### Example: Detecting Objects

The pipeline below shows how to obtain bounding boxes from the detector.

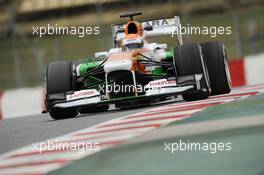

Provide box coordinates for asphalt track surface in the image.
[0,104,168,154]
[0,84,264,175]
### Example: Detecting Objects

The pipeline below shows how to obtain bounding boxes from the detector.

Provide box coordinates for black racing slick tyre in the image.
[174,43,211,101]
[46,61,74,94]
[78,105,109,114]
[49,108,78,120]
[201,41,232,95]
[46,61,78,120]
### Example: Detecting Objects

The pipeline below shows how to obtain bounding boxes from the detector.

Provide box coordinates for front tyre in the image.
[46,61,77,120]
[174,43,211,101]
[201,41,232,95]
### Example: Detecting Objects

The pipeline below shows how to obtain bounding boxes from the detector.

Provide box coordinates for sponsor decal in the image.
[66,89,99,101]
[143,19,172,27]
[146,79,176,88]
[114,18,174,31]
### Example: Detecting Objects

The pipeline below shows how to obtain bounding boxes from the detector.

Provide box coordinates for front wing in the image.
[44,74,204,111]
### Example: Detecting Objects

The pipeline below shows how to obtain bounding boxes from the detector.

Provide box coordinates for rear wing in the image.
[111,16,183,47]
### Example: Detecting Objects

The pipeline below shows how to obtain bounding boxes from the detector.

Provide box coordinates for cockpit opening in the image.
[127,22,138,34]
[123,43,143,51]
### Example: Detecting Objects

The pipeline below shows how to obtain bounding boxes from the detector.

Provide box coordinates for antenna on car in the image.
[120,11,142,21]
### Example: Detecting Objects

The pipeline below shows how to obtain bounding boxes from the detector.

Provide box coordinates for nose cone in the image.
[104,52,133,73]
[104,60,132,74]
[104,52,134,74]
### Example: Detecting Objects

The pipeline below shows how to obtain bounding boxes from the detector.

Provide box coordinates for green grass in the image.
[168,93,264,126]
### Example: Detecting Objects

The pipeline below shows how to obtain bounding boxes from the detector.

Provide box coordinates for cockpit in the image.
[125,43,143,50]
[122,35,144,51]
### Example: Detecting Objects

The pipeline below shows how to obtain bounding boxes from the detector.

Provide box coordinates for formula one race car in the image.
[44,12,232,119]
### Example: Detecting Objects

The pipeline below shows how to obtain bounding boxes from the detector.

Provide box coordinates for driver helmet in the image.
[122,34,144,51]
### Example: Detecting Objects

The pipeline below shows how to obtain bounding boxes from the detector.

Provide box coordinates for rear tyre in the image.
[49,108,78,120]
[46,61,78,120]
[174,43,211,101]
[78,105,109,114]
[115,98,152,109]
[201,41,232,95]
